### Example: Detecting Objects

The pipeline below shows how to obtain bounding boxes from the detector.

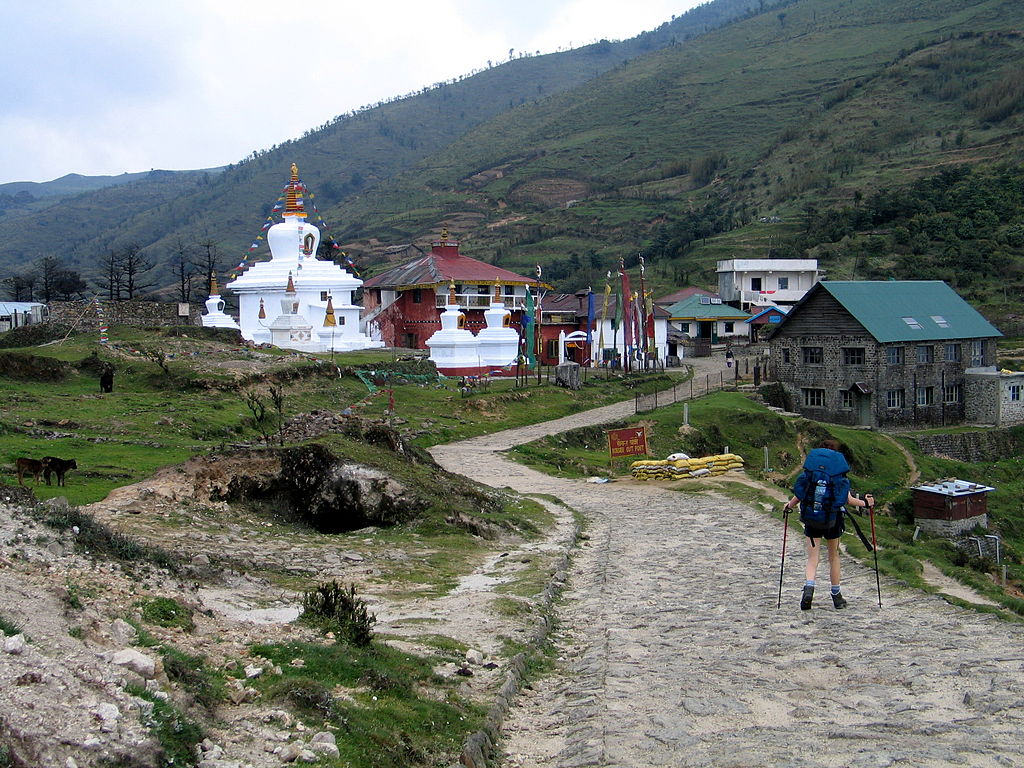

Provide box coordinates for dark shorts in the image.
[804,510,845,541]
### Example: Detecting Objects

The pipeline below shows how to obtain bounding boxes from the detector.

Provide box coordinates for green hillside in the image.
[2,0,1023,322]
[0,0,765,290]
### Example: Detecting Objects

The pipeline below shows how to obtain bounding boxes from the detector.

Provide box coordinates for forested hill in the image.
[0,0,768,282]
[3,0,1024,334]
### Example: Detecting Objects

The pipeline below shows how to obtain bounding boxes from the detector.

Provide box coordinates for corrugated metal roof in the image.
[0,302,45,313]
[665,294,751,320]
[818,281,1002,342]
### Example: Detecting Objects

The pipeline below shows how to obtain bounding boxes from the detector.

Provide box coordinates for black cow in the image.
[43,457,77,486]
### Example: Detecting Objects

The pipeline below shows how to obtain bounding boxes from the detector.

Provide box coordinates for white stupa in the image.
[426,282,486,375]
[476,282,520,368]
[200,277,241,331]
[227,163,383,352]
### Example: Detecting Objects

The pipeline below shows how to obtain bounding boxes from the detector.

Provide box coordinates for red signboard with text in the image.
[607,427,649,460]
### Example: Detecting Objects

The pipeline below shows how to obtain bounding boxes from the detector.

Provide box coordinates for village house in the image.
[664,294,750,357]
[767,280,1002,428]
[745,305,788,342]
[361,231,538,349]
[717,258,818,311]
[0,302,47,332]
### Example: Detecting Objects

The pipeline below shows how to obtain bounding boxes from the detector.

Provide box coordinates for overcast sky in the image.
[0,0,702,185]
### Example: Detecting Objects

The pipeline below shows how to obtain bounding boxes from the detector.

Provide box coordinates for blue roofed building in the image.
[767,281,1002,427]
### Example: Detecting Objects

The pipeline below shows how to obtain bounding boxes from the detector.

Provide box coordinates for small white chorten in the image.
[200,276,241,330]
[268,272,318,351]
[426,282,486,375]
[227,163,382,351]
[476,282,520,368]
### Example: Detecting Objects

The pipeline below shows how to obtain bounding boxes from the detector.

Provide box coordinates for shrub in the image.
[138,596,195,632]
[0,613,22,636]
[759,382,791,411]
[300,581,376,647]
[269,677,336,717]
[161,646,221,709]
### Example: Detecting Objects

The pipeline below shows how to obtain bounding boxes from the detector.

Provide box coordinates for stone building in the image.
[964,369,1024,426]
[767,281,1002,428]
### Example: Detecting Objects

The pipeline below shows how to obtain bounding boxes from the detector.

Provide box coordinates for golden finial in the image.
[441,226,450,241]
[286,272,296,293]
[494,281,502,302]
[284,163,306,217]
[258,298,266,319]
[323,294,336,327]
[448,280,457,305]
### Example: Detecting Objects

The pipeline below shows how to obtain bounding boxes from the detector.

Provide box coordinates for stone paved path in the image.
[431,358,1024,768]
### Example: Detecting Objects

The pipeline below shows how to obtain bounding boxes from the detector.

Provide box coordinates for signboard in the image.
[177,303,191,317]
[607,426,649,460]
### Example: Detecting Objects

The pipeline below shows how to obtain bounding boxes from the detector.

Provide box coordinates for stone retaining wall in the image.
[46,301,201,329]
[913,428,1022,462]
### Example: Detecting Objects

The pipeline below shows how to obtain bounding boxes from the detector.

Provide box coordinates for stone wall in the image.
[914,429,1022,462]
[915,514,987,537]
[45,301,201,329]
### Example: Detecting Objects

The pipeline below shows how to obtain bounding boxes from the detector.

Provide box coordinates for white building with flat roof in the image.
[717,259,818,310]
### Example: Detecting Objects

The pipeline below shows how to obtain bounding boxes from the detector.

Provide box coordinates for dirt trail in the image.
[430,356,1024,768]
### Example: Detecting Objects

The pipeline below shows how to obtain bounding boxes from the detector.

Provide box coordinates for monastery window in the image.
[886,389,905,409]
[801,388,825,407]
[916,386,934,406]
[802,346,823,365]
[842,347,865,365]
[412,289,422,304]
[1010,385,1022,402]
[546,340,559,358]
[887,346,904,365]
[916,345,934,364]
[840,391,854,409]
[943,384,962,403]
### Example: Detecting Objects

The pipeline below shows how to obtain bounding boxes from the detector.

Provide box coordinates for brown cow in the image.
[15,458,48,486]
[43,457,78,486]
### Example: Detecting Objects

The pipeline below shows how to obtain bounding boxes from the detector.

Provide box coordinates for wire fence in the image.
[635,355,770,414]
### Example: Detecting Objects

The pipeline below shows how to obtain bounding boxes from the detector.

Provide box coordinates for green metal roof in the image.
[817,281,1002,342]
[666,294,751,320]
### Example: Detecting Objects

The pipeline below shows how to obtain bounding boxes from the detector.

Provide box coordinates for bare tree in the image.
[36,256,84,302]
[96,249,126,301]
[192,237,224,299]
[2,273,36,301]
[119,243,156,300]
[169,237,197,302]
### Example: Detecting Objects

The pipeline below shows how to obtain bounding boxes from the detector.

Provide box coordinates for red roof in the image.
[363,237,537,290]
[655,286,716,305]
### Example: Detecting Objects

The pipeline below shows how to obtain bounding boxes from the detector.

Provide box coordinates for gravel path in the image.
[430,358,1024,768]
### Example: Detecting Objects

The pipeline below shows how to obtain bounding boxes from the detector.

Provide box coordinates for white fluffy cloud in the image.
[0,0,695,183]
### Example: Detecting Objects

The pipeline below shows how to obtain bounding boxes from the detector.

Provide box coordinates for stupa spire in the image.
[283,163,307,218]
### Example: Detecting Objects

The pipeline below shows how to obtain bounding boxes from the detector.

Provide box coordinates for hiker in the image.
[725,348,734,368]
[783,439,873,610]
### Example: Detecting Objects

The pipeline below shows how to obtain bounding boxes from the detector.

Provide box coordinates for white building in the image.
[717,259,818,310]
[227,164,382,352]
[0,302,47,332]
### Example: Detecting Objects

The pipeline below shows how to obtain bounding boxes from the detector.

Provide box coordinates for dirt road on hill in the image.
[430,356,1024,768]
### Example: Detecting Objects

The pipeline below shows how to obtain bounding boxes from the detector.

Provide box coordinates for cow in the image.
[42,457,78,487]
[15,458,48,486]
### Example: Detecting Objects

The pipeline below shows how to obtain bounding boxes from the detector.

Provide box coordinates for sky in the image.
[0,0,703,185]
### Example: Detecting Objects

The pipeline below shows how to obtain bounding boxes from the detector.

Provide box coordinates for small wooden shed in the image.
[912,479,994,537]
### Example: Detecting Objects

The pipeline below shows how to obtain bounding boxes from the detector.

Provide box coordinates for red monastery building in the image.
[362,231,539,349]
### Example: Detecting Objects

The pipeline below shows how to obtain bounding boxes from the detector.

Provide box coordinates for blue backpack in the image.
[793,448,851,531]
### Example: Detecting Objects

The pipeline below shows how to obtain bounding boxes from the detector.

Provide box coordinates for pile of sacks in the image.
[630,451,744,480]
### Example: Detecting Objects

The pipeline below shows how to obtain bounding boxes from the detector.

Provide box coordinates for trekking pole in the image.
[777,506,790,610]
[868,500,882,608]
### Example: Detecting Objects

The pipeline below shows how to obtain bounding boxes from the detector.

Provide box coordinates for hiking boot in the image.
[800,584,814,610]
[832,591,847,609]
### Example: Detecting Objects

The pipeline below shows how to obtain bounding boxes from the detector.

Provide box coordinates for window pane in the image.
[887,346,904,365]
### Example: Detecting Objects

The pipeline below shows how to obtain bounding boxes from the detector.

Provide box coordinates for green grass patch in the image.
[0,613,22,636]
[250,639,484,768]
[127,684,204,767]
[138,596,195,632]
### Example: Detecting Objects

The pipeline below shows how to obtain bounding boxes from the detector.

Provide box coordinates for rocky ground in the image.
[4,352,1019,767]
